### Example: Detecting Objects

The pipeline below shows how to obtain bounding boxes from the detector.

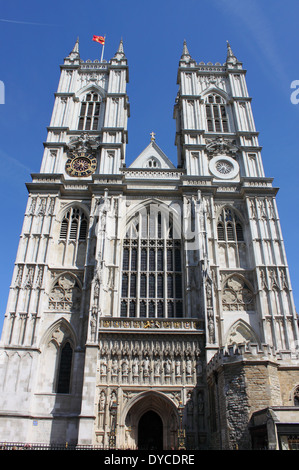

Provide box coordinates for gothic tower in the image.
[0,39,298,450]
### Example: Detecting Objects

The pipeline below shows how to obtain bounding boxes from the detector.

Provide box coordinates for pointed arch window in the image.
[58,207,89,267]
[78,91,101,131]
[205,93,229,133]
[120,208,184,318]
[59,208,88,242]
[217,208,244,242]
[57,342,73,394]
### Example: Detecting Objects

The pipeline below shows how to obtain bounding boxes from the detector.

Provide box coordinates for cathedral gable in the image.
[129,140,176,170]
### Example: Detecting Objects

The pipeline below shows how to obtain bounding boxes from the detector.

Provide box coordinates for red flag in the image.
[93,35,105,45]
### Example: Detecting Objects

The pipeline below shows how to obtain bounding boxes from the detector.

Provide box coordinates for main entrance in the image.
[138,410,163,450]
[123,391,179,449]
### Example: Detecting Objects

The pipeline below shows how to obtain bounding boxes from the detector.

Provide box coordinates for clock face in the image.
[65,151,97,177]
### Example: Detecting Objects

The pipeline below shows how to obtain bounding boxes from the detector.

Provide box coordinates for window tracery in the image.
[217,207,244,242]
[78,91,101,131]
[58,206,89,266]
[222,275,254,311]
[120,208,184,318]
[60,207,88,242]
[48,273,82,312]
[205,93,229,133]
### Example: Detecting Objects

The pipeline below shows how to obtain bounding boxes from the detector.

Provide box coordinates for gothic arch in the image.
[222,273,255,312]
[76,83,106,101]
[121,390,179,450]
[122,390,179,422]
[201,85,230,102]
[222,272,254,293]
[48,271,83,293]
[215,204,246,225]
[225,319,260,348]
[48,272,83,313]
[56,202,90,223]
[119,198,185,319]
[120,198,182,240]
[39,317,78,350]
[37,318,77,393]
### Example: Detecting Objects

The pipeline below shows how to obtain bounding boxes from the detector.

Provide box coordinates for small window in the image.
[140,274,147,298]
[79,218,88,240]
[70,219,78,240]
[60,217,69,239]
[121,300,127,317]
[140,300,146,317]
[157,301,163,318]
[123,248,129,270]
[130,273,137,297]
[146,157,160,169]
[122,274,128,297]
[149,301,155,317]
[57,342,73,394]
[157,274,164,298]
[217,223,225,240]
[129,300,136,317]
[226,223,234,241]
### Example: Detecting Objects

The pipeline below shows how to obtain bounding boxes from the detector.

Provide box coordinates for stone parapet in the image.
[207,343,299,375]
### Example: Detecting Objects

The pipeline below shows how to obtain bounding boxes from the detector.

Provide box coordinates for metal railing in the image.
[0,442,110,450]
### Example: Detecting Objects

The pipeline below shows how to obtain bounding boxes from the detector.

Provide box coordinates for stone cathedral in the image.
[0,38,298,451]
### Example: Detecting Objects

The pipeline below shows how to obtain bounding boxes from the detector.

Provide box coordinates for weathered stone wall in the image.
[208,361,251,449]
[278,368,299,405]
[207,344,299,450]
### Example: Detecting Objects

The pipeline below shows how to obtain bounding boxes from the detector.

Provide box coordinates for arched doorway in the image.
[122,391,179,450]
[138,410,163,450]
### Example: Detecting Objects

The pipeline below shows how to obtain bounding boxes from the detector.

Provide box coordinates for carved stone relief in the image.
[97,336,203,386]
[48,273,82,311]
[222,275,254,311]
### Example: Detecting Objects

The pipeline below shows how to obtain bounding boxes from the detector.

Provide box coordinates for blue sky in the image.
[0,0,298,331]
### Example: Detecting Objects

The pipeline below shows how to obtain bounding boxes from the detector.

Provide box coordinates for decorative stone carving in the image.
[206,136,239,157]
[48,273,81,311]
[226,320,259,346]
[67,133,100,153]
[222,275,254,311]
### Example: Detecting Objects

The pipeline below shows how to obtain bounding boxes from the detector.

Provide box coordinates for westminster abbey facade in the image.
[0,39,298,450]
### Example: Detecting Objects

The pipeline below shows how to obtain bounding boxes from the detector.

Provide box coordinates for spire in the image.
[179,39,196,66]
[64,37,80,64]
[72,37,79,54]
[180,39,191,62]
[226,41,238,65]
[112,38,126,61]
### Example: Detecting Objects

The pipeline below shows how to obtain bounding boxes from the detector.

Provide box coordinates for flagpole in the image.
[100,35,106,62]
